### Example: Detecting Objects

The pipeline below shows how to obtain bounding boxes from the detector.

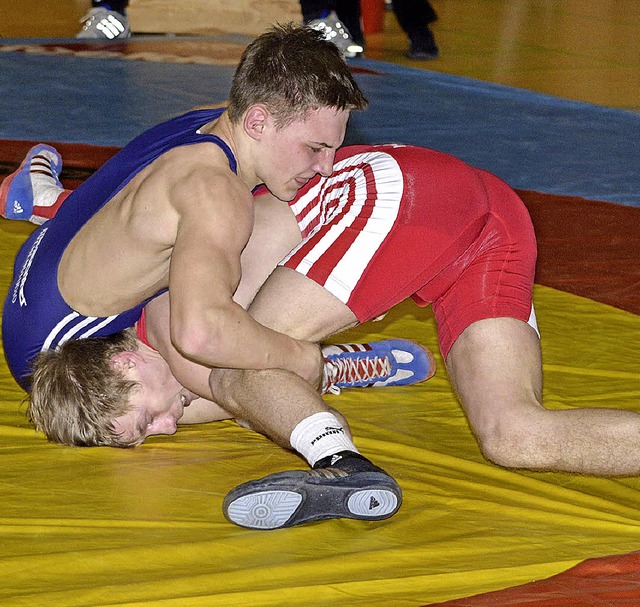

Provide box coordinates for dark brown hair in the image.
[227,23,368,127]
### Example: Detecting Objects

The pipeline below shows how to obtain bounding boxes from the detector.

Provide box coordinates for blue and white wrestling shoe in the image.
[223,451,401,530]
[322,339,436,394]
[0,144,63,222]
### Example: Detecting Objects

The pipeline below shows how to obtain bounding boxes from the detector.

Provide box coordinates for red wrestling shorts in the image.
[280,145,538,359]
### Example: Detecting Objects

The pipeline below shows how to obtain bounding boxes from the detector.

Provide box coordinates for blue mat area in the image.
[0,50,234,146]
[1,47,638,206]
[349,60,640,206]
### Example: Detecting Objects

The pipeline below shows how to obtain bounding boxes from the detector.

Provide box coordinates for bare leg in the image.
[214,269,405,530]
[209,366,339,447]
[208,267,359,449]
[447,317,640,476]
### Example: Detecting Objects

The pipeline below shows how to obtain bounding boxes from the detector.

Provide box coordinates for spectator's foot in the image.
[407,28,440,60]
[223,452,401,529]
[322,338,436,394]
[76,7,131,39]
[307,11,364,58]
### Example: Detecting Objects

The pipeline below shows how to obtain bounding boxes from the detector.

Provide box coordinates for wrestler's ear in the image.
[243,104,270,140]
[109,351,138,376]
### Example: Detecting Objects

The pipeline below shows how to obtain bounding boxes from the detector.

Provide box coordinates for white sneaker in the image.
[76,7,131,40]
[307,11,364,58]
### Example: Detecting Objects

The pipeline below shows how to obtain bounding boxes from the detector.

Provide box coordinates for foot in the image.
[0,144,63,223]
[322,338,436,394]
[406,28,440,60]
[223,452,402,530]
[307,11,364,58]
[76,7,131,40]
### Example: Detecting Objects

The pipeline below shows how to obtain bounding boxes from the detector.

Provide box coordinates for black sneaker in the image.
[223,452,402,530]
[407,27,439,60]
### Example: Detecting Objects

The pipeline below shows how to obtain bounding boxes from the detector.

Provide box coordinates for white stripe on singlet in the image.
[42,312,81,351]
[284,151,405,304]
[58,315,102,346]
[78,315,119,339]
[290,179,324,237]
[41,312,119,351]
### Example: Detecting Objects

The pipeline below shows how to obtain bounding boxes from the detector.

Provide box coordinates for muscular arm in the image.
[165,163,322,384]
[145,190,307,409]
[143,192,353,445]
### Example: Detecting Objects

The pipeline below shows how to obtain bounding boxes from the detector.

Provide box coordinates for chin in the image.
[272,187,296,202]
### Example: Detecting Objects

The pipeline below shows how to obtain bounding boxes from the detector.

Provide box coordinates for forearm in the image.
[224,318,323,386]
[173,302,324,387]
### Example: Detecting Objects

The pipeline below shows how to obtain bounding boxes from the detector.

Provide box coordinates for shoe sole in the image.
[223,469,401,530]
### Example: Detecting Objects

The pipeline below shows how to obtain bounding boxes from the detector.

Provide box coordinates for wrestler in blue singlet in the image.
[2,108,236,389]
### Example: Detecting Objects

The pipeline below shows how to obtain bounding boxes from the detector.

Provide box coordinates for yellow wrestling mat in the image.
[1,220,639,607]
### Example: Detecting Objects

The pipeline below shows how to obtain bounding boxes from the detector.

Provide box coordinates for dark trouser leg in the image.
[300,0,336,21]
[335,0,365,46]
[93,0,129,15]
[392,0,439,59]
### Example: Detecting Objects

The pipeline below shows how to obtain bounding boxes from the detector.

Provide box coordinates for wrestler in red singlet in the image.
[281,144,538,359]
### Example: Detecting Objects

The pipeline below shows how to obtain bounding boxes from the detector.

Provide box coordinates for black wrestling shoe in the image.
[223,452,402,530]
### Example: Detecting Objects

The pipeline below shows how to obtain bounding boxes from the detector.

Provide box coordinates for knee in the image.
[473,410,551,470]
[207,367,258,414]
[208,367,294,416]
[476,428,532,469]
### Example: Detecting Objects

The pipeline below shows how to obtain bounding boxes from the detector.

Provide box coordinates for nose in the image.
[147,414,178,437]
[313,149,335,177]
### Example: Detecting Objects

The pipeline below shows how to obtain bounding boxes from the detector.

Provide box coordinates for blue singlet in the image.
[2,108,236,389]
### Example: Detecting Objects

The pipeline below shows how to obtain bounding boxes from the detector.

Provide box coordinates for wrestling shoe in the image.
[0,144,63,224]
[307,11,364,58]
[77,7,131,39]
[322,339,436,395]
[223,451,401,530]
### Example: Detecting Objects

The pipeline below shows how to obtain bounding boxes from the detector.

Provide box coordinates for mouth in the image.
[294,176,311,188]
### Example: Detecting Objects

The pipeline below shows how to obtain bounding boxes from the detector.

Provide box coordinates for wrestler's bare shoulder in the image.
[144,143,252,215]
[57,142,250,317]
[150,141,236,177]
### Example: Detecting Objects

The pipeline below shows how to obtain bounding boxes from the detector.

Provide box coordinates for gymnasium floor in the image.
[0,1,639,606]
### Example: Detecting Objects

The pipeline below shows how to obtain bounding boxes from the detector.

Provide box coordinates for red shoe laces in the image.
[325,355,392,394]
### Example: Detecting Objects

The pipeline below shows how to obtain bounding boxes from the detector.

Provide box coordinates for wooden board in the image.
[128,0,302,36]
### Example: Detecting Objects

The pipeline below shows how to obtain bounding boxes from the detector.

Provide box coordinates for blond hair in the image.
[28,329,141,448]
[227,22,368,128]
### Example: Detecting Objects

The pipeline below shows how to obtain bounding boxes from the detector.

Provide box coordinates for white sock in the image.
[289,412,359,467]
